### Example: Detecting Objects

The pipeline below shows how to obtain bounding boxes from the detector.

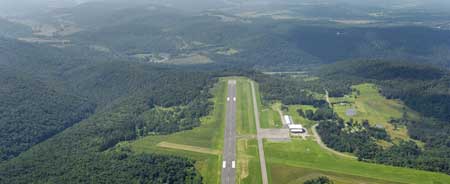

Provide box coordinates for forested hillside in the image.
[1,0,450,182]
[0,38,215,182]
[0,68,94,162]
[48,3,450,69]
[0,93,203,183]
[0,66,213,182]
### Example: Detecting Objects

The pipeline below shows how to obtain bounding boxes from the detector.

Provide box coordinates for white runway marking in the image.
[223,161,227,168]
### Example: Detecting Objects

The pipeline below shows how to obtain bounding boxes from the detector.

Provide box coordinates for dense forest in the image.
[0,68,95,162]
[0,38,215,182]
[0,94,204,183]
[250,72,327,106]
[43,3,450,70]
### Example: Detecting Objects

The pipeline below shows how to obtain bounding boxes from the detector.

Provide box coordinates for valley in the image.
[1,1,450,184]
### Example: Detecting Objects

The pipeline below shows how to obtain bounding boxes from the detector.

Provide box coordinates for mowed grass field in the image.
[237,138,262,184]
[117,78,229,184]
[331,83,420,141]
[264,139,450,184]
[235,78,262,184]
[236,78,257,135]
[255,82,282,129]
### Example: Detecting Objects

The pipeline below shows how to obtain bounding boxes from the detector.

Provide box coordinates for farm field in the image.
[330,83,420,141]
[117,78,228,184]
[264,139,450,184]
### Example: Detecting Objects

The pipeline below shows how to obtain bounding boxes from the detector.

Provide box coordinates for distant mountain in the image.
[0,18,31,38]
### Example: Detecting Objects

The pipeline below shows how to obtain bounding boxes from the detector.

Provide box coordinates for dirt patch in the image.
[157,142,221,155]
[237,139,251,182]
[167,54,214,65]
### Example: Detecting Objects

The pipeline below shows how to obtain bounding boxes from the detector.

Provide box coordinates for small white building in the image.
[284,115,293,125]
[288,124,305,133]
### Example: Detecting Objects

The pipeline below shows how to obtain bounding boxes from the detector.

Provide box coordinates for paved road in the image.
[250,81,269,184]
[325,89,332,108]
[221,80,237,184]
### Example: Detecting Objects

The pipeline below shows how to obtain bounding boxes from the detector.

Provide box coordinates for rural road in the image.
[325,89,332,108]
[250,81,269,184]
[221,80,237,184]
[311,124,357,160]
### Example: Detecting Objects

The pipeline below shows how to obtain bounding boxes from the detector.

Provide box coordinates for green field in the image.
[236,78,257,135]
[330,83,420,142]
[264,139,450,184]
[251,80,283,129]
[235,78,263,183]
[237,138,262,184]
[117,78,229,184]
[256,82,282,129]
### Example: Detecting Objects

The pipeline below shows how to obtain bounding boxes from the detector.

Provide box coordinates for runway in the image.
[221,80,237,184]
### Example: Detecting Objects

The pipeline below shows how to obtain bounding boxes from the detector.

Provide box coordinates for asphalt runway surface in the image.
[221,80,237,184]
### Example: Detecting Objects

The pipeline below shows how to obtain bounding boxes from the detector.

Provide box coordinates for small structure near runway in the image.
[284,115,293,125]
[288,124,305,134]
[277,115,307,138]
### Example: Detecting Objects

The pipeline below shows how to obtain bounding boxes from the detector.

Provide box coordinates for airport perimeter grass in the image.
[235,78,263,183]
[256,83,282,129]
[264,139,450,184]
[237,139,262,184]
[331,83,420,141]
[236,78,256,135]
[118,78,228,184]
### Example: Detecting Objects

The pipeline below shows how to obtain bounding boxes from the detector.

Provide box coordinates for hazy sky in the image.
[0,0,449,17]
